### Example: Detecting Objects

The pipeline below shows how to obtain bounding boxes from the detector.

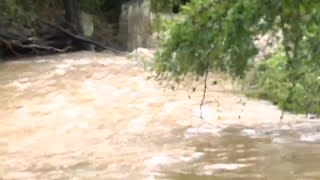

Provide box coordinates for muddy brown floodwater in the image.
[0,51,320,180]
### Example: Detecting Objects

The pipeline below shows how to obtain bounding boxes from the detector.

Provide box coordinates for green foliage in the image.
[0,0,36,25]
[32,0,64,9]
[153,0,266,83]
[150,13,180,38]
[246,51,320,114]
[153,0,320,80]
[0,0,131,22]
[152,0,320,114]
[151,0,185,12]
[79,0,104,13]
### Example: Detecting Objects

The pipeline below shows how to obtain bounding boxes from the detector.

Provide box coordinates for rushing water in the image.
[0,52,319,180]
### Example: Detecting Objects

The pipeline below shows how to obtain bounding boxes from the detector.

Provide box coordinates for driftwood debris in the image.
[39,19,121,53]
[0,18,120,59]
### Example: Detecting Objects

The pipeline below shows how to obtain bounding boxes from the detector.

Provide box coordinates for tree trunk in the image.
[63,0,92,50]
[63,0,83,34]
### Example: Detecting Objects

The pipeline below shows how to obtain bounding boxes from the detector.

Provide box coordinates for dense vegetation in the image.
[244,51,320,115]
[153,0,320,116]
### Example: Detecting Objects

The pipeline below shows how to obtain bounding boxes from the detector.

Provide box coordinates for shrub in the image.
[245,51,320,115]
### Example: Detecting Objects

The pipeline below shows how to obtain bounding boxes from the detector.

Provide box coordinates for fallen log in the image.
[0,39,70,52]
[39,19,121,53]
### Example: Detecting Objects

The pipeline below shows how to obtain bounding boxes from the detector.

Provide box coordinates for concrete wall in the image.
[80,11,94,37]
[119,0,183,51]
[120,0,154,51]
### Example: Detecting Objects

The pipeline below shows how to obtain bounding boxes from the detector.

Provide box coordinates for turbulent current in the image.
[0,51,319,179]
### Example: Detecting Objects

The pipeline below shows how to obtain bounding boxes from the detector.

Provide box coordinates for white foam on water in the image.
[241,129,257,136]
[203,163,251,171]
[272,137,289,144]
[79,122,90,130]
[192,105,215,119]
[163,101,190,114]
[179,152,205,162]
[184,126,222,139]
[55,64,72,69]
[97,59,137,66]
[300,133,320,143]
[35,59,47,63]
[55,69,66,76]
[8,80,32,91]
[238,157,260,162]
[128,117,148,134]
[59,123,75,134]
[144,154,177,172]
[64,59,92,65]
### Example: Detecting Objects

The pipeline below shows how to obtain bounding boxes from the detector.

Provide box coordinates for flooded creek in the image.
[0,52,319,179]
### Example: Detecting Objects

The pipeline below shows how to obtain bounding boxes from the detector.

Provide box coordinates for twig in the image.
[238,99,246,120]
[200,70,209,119]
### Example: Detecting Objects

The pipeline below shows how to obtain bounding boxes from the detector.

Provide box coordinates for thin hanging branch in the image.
[200,69,209,119]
